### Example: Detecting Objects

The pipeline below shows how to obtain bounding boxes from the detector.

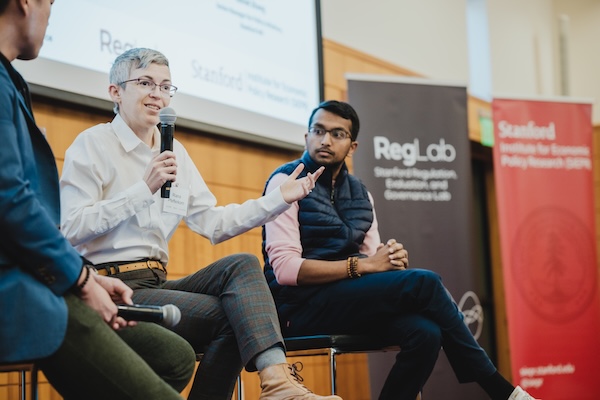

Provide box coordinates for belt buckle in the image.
[146,260,153,270]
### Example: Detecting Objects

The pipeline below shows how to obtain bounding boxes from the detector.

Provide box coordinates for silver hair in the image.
[109,48,170,114]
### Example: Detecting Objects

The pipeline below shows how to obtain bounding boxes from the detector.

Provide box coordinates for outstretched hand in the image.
[280,163,325,204]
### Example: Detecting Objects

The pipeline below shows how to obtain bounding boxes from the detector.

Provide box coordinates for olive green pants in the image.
[37,294,196,400]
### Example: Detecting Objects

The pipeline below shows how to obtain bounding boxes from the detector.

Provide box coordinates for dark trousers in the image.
[280,268,496,400]
[120,253,283,400]
[37,294,195,400]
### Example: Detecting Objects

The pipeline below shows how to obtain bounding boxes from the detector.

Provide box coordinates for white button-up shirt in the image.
[60,114,289,266]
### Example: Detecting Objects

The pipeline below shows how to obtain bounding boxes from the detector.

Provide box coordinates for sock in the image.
[255,346,287,371]
[477,371,515,400]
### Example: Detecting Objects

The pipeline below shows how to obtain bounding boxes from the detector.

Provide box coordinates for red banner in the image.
[492,98,600,399]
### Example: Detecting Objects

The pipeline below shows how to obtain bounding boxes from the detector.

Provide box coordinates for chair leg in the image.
[19,370,26,400]
[31,365,38,400]
[329,348,338,395]
[236,374,243,400]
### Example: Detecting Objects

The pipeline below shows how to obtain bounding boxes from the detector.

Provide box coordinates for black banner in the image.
[348,75,489,399]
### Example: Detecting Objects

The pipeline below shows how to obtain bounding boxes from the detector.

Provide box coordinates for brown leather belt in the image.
[96,260,166,276]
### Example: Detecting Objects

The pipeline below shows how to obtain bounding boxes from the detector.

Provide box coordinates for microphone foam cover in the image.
[163,304,181,327]
[159,107,177,125]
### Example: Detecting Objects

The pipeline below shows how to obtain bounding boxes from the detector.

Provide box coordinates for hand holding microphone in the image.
[117,303,181,327]
[159,107,177,198]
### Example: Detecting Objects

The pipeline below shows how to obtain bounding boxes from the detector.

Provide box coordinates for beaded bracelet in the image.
[346,256,361,279]
[72,264,95,295]
[346,257,352,278]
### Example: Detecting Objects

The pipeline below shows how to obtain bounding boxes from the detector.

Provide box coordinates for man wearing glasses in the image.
[262,100,539,400]
[59,47,339,400]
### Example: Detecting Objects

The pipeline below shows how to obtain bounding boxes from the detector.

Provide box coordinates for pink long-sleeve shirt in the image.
[264,172,382,286]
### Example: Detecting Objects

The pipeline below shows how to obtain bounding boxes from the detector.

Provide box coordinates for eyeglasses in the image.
[119,78,178,97]
[308,126,352,141]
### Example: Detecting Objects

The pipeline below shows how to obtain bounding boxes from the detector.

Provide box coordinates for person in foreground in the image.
[59,47,338,400]
[0,1,195,399]
[262,100,540,400]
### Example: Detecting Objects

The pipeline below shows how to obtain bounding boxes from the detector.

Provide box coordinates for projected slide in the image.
[20,0,322,147]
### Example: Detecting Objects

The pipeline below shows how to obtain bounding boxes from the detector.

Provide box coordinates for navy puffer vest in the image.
[262,152,373,318]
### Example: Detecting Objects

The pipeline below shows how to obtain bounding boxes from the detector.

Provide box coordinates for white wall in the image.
[553,0,600,123]
[320,0,600,123]
[487,0,556,97]
[320,0,470,83]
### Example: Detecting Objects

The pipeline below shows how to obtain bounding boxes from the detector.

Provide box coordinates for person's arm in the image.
[1,80,135,331]
[298,239,408,285]
[265,174,408,286]
[185,163,322,244]
[0,90,81,293]
[359,192,382,255]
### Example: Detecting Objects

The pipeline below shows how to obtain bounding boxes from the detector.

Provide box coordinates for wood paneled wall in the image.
[2,38,599,400]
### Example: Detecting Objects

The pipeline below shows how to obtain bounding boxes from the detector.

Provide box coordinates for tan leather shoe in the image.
[258,362,342,400]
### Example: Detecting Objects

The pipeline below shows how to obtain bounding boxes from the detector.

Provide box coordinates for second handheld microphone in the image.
[117,303,181,327]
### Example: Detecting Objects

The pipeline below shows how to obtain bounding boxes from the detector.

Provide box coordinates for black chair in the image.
[0,363,37,400]
[284,334,401,396]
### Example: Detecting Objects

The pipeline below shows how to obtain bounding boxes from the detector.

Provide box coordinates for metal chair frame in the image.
[1,338,402,400]
[0,363,37,400]
[284,334,401,395]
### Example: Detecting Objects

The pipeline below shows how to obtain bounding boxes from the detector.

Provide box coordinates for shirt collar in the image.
[111,113,160,153]
[0,51,34,114]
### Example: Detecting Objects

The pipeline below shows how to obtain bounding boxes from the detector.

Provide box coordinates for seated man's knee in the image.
[211,253,263,283]
[225,253,262,271]
[408,268,444,293]
[412,268,441,282]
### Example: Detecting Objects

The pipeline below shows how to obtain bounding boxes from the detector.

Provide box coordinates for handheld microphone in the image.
[159,107,177,198]
[117,303,181,327]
